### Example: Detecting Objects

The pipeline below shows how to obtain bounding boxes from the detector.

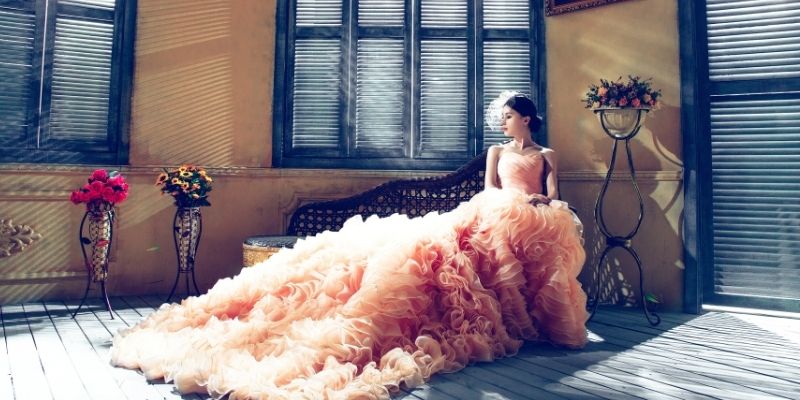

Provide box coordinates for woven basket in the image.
[242,243,282,267]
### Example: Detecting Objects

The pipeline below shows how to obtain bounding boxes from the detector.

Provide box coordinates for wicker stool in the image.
[242,235,301,267]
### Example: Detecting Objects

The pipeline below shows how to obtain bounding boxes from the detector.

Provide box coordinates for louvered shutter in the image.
[419,40,468,154]
[353,0,406,156]
[355,39,405,153]
[292,39,341,150]
[417,0,469,156]
[290,0,343,153]
[480,0,531,149]
[288,0,342,156]
[0,2,36,146]
[482,42,530,148]
[705,0,800,306]
[49,12,115,142]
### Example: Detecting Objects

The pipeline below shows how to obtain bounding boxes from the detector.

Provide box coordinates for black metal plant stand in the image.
[587,108,660,326]
[73,207,115,319]
[166,207,202,302]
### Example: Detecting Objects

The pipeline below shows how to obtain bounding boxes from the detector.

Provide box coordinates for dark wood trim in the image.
[271,0,289,167]
[114,0,136,165]
[533,0,547,147]
[678,0,704,314]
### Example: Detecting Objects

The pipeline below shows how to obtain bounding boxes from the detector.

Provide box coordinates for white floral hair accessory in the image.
[485,90,522,132]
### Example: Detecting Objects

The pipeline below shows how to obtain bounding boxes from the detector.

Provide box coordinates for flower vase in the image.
[73,201,116,319]
[593,107,649,139]
[167,206,202,301]
[82,202,115,282]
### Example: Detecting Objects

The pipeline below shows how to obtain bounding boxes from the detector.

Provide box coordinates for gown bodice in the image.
[497,151,545,195]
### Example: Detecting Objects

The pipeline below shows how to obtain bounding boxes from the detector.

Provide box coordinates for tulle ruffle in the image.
[111,188,588,399]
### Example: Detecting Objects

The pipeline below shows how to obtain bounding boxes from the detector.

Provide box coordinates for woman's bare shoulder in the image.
[540,146,555,155]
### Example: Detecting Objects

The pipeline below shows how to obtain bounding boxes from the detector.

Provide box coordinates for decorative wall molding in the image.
[560,170,683,182]
[0,190,72,201]
[0,218,44,257]
[0,271,85,285]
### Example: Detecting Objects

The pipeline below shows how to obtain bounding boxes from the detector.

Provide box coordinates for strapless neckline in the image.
[497,150,545,195]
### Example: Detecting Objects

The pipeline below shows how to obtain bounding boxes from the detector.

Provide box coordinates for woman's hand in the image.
[529,193,551,206]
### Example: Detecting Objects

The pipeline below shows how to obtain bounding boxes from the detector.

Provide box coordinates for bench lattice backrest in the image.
[287,152,487,237]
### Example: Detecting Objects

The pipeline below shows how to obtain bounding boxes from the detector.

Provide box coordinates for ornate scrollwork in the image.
[0,218,43,257]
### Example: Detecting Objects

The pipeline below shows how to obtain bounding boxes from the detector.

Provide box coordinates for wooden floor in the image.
[1,296,799,400]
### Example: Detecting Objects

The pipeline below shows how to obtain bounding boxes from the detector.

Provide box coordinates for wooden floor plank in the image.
[21,303,91,400]
[399,383,458,400]
[655,311,800,350]
[592,312,800,385]
[2,305,54,400]
[513,344,659,400]
[457,362,570,400]
[588,318,800,399]
[531,341,717,400]
[493,358,604,399]
[0,306,16,400]
[546,337,730,400]
[51,300,160,400]
[507,354,642,399]
[600,309,800,365]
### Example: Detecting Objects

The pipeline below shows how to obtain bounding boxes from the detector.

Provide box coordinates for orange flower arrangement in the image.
[155,165,213,207]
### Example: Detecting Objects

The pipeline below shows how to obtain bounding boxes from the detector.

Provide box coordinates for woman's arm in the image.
[484,145,502,189]
[542,149,559,200]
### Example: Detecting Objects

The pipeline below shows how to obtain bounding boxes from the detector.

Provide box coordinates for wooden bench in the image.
[242,152,488,267]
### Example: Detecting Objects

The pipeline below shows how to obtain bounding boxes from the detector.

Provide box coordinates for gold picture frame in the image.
[545,0,632,16]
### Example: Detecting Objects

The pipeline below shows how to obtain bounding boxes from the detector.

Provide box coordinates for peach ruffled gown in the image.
[111,151,588,399]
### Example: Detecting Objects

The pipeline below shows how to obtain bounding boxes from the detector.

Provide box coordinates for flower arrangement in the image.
[156,165,213,207]
[584,75,661,109]
[70,169,129,210]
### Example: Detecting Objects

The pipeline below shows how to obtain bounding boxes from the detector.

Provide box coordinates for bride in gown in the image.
[110,92,589,399]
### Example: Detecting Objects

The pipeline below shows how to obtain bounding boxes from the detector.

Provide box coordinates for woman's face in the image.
[501,106,530,138]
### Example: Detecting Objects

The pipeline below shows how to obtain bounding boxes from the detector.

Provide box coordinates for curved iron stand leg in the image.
[72,275,91,319]
[588,109,659,326]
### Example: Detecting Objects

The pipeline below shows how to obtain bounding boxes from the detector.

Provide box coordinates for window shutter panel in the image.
[296,0,342,27]
[419,40,467,154]
[710,95,800,300]
[421,0,466,28]
[483,0,528,29]
[706,0,800,81]
[0,4,36,144]
[59,0,115,10]
[359,0,404,26]
[482,41,530,149]
[355,39,405,152]
[49,15,114,141]
[292,39,341,150]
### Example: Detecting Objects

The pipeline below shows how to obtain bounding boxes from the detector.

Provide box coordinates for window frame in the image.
[0,0,136,165]
[272,0,546,170]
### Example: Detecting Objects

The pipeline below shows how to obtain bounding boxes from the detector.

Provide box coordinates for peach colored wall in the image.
[546,0,683,310]
[0,0,685,310]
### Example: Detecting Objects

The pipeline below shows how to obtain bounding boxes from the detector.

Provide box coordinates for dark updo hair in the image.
[505,94,543,133]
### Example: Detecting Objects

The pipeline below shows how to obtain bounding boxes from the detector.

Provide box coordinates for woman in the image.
[111,93,588,399]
